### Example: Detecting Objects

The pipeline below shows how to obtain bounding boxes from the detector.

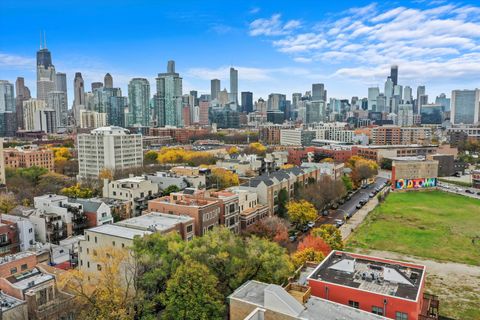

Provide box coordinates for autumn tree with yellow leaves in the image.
[287,200,317,228]
[210,167,239,189]
[345,156,378,187]
[59,247,138,320]
[244,142,267,156]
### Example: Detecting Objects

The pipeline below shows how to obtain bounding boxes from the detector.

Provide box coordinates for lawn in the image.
[347,190,480,266]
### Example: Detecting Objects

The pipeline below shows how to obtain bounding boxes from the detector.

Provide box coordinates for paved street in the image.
[437,181,480,200]
[318,177,388,226]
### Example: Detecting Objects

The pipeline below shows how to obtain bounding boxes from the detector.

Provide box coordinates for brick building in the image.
[0,219,20,256]
[391,158,438,190]
[307,251,439,320]
[3,145,54,172]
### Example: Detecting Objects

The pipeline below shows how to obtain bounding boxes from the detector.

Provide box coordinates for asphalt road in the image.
[437,181,480,200]
[319,177,388,226]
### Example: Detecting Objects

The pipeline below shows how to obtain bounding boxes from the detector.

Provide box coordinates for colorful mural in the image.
[394,178,437,190]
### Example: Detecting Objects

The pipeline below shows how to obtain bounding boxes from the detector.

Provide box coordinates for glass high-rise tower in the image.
[128,78,151,127]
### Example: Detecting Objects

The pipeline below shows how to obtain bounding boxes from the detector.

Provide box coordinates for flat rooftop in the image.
[116,212,193,232]
[9,268,54,290]
[0,291,25,312]
[357,144,438,149]
[230,280,387,320]
[86,224,152,240]
[0,251,36,265]
[308,251,425,301]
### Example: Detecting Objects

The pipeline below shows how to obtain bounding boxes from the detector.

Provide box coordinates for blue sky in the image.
[1,0,480,105]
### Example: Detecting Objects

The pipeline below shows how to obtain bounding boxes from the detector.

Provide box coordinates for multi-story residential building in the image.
[426,154,466,177]
[22,99,57,133]
[0,219,20,256]
[145,171,206,191]
[79,109,107,129]
[307,251,439,320]
[33,194,89,242]
[103,175,160,216]
[451,89,480,125]
[371,126,402,145]
[229,280,387,320]
[207,190,240,233]
[127,78,151,127]
[1,214,34,252]
[3,145,55,172]
[79,212,194,275]
[400,127,432,145]
[147,189,221,236]
[446,125,480,143]
[227,187,269,231]
[77,126,143,179]
[154,60,183,127]
[0,252,75,320]
[46,91,68,128]
[69,198,114,228]
[280,129,316,146]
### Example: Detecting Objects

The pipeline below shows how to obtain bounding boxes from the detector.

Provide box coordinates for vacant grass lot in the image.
[347,190,480,266]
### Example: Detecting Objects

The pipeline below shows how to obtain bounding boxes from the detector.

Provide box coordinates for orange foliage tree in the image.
[297,234,332,256]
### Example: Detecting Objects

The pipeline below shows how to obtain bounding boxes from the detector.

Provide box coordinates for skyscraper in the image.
[91,82,103,91]
[211,79,221,100]
[155,61,183,127]
[451,89,480,124]
[416,86,427,114]
[241,92,253,113]
[47,91,68,127]
[292,93,302,108]
[0,80,17,136]
[230,67,238,104]
[390,65,398,86]
[73,72,85,124]
[104,73,113,88]
[404,86,413,104]
[312,83,326,101]
[435,93,450,112]
[36,42,56,101]
[15,77,31,130]
[55,72,67,93]
[384,77,394,112]
[368,87,380,111]
[128,78,151,127]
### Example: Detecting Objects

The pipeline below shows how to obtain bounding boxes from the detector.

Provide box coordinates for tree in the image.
[311,224,344,250]
[210,167,239,189]
[280,164,294,169]
[162,261,225,320]
[37,172,72,195]
[227,146,239,155]
[380,158,393,170]
[248,216,289,244]
[60,183,94,198]
[245,142,267,156]
[341,175,353,192]
[321,158,334,163]
[59,247,137,320]
[297,235,331,256]
[162,185,180,196]
[346,156,378,187]
[287,200,317,227]
[99,169,113,181]
[277,188,289,218]
[144,150,159,165]
[0,193,17,214]
[291,248,325,269]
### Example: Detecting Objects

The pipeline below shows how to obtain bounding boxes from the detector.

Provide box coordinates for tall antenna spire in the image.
[43,30,47,49]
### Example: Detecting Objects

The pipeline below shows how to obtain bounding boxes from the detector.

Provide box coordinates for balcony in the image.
[419,293,439,320]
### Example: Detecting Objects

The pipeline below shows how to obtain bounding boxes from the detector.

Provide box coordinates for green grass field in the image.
[347,190,480,266]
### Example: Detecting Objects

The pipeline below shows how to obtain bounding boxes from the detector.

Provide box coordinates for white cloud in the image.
[249,2,480,85]
[249,14,301,36]
[249,7,260,14]
[0,52,35,70]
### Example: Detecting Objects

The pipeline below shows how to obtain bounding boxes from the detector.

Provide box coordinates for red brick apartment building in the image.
[3,146,54,171]
[307,251,439,320]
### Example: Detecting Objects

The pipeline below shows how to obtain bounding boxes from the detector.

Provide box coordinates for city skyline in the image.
[2,0,480,105]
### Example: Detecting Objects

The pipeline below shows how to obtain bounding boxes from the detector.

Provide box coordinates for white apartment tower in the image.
[77,126,143,179]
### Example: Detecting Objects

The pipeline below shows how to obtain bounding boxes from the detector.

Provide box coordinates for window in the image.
[186,225,193,233]
[112,241,115,246]
[93,250,97,256]
[87,262,90,268]
[95,236,97,243]
[29,228,33,233]
[121,243,125,248]
[97,264,102,271]
[396,312,408,320]
[229,203,235,213]
[10,267,17,274]
[87,235,90,241]
[348,301,359,309]
[21,264,28,271]
[372,306,384,316]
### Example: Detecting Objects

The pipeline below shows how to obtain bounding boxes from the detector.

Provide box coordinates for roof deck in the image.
[308,251,425,301]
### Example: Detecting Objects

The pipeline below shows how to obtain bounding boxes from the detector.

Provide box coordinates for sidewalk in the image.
[339,197,379,240]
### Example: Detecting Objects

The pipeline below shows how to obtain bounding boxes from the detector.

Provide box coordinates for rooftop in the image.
[357,144,438,149]
[0,252,35,266]
[229,280,387,320]
[86,224,152,240]
[116,212,193,232]
[35,194,68,202]
[0,291,25,312]
[308,251,425,302]
[9,267,54,290]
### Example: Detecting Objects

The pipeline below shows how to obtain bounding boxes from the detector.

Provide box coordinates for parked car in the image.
[465,189,474,194]
[289,235,297,242]
[331,203,339,209]
[307,221,315,228]
[334,219,344,228]
[339,199,345,205]
[301,225,310,233]
[359,199,367,205]
[321,210,329,217]
[476,191,480,196]
[369,193,375,198]
[346,195,352,201]
[362,184,368,189]
[356,203,362,209]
